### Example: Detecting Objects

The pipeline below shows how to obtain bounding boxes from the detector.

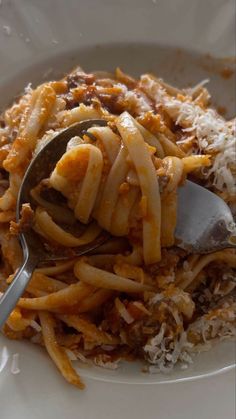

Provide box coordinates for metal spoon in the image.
[0,119,108,328]
[0,119,235,328]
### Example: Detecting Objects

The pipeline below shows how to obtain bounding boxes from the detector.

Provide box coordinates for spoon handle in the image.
[0,255,38,329]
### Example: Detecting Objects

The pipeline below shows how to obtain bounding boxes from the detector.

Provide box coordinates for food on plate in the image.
[0,67,235,388]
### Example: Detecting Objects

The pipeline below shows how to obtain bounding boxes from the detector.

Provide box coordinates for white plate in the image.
[0,1,235,418]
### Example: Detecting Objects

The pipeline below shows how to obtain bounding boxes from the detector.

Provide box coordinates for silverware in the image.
[176,180,236,253]
[0,119,235,328]
[0,120,108,328]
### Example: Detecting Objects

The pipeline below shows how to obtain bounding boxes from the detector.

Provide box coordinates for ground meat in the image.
[10,203,34,235]
[148,248,185,277]
[67,72,95,89]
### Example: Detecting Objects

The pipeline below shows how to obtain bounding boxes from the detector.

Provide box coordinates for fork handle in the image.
[0,254,38,329]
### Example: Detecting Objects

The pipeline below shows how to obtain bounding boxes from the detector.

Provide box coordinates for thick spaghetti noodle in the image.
[0,67,235,388]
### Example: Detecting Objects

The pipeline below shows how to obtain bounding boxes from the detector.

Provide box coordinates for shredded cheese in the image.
[166,100,236,195]
[140,74,236,196]
[11,353,20,374]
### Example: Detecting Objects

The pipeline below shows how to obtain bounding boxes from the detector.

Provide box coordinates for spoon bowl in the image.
[19,118,109,260]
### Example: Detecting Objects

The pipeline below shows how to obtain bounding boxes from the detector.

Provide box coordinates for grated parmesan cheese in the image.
[115,298,135,324]
[144,326,194,374]
[140,74,236,196]
[172,104,236,196]
[65,349,77,361]
[24,83,33,94]
[11,353,20,374]
[93,354,120,370]
[29,320,41,332]
[125,90,152,114]
[76,352,88,363]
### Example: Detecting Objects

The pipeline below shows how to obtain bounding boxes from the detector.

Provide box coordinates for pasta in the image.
[0,67,235,389]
